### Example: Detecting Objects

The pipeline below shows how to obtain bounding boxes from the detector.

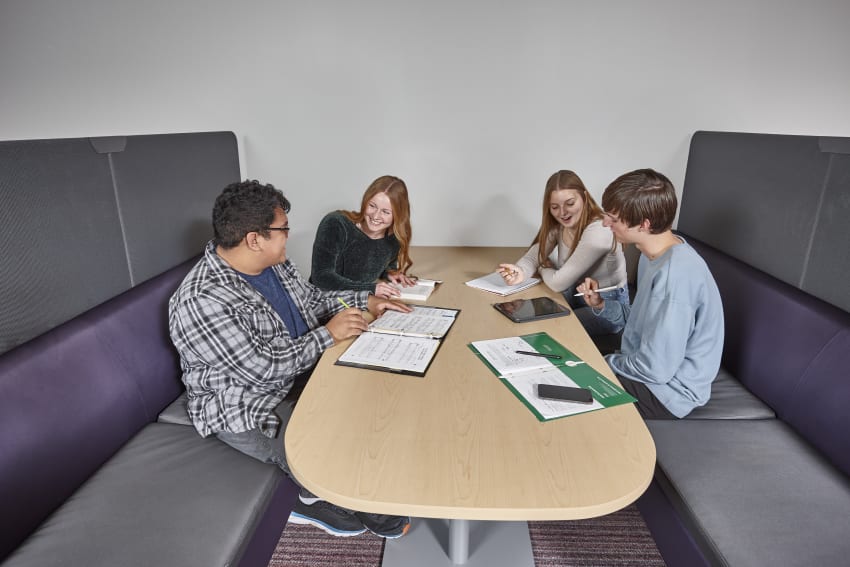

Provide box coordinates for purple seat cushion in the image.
[0,259,193,560]
[3,424,296,567]
[0,313,149,559]
[687,236,850,476]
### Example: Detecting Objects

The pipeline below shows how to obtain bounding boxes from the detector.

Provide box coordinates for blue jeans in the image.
[564,285,629,336]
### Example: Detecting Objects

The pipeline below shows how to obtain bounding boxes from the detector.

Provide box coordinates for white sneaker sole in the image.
[288,511,367,537]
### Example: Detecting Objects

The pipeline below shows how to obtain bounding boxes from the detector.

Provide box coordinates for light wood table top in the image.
[285,246,656,521]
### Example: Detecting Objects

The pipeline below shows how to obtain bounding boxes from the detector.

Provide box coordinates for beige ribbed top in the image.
[515,221,627,293]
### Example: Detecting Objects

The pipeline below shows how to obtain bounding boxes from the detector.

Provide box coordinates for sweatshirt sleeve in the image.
[604,294,692,385]
[514,243,540,279]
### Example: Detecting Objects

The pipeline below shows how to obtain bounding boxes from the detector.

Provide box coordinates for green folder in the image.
[468,331,637,421]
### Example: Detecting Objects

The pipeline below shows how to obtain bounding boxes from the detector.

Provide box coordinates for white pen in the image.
[574,285,619,297]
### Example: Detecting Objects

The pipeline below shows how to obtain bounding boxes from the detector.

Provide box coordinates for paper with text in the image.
[369,306,458,338]
[469,336,556,376]
[337,332,440,374]
[468,331,636,421]
[504,367,604,420]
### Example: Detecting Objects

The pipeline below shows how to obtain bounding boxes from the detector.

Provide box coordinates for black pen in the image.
[515,350,562,360]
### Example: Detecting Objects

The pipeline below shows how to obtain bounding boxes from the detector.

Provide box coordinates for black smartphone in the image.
[536,383,594,404]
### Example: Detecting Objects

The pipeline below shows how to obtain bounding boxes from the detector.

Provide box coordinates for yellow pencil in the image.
[337,297,352,309]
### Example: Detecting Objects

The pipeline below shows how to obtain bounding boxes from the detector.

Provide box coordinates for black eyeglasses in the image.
[266,226,291,234]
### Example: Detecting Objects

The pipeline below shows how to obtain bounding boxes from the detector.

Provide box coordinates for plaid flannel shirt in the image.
[168,241,369,438]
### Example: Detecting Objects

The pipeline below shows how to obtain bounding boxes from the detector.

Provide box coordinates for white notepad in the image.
[393,278,441,301]
[465,272,540,296]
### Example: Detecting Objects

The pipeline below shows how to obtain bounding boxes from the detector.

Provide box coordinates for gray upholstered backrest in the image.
[678,131,850,313]
[0,132,240,354]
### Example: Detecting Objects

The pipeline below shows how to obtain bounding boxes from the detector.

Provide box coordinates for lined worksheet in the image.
[369,306,458,338]
[337,333,440,374]
[469,336,557,376]
[335,306,459,376]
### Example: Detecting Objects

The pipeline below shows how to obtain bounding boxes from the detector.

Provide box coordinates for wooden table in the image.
[285,247,656,566]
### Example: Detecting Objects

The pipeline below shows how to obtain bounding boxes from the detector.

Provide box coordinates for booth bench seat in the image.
[635,234,850,567]
[0,260,298,567]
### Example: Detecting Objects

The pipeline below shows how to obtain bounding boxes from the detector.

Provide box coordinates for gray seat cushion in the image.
[4,423,286,567]
[686,367,776,419]
[157,391,193,426]
[648,419,850,567]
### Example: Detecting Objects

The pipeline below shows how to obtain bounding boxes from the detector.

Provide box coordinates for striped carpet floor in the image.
[268,504,666,566]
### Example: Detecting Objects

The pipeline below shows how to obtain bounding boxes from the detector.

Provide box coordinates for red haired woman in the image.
[311,175,415,298]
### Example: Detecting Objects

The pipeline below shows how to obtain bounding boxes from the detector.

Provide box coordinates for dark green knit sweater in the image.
[310,211,400,292]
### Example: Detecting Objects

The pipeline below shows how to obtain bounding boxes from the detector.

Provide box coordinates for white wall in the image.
[2,0,849,271]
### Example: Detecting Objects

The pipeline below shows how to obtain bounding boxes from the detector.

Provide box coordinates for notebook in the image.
[465,272,540,296]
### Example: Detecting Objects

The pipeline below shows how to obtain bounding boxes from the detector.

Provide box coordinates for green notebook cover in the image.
[468,331,636,421]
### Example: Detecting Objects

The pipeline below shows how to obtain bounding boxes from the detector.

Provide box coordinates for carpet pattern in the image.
[268,504,666,566]
[528,506,666,567]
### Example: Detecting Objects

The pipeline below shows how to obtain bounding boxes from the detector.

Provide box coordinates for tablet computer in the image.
[492,297,571,323]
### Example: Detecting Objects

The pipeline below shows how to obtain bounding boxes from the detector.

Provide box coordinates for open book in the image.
[468,332,635,420]
[392,278,442,301]
[465,272,540,296]
[335,306,460,376]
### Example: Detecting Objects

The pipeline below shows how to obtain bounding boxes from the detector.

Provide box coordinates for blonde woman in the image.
[499,170,627,334]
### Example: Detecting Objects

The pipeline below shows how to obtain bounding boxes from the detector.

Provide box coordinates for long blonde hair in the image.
[533,170,604,266]
[343,175,413,273]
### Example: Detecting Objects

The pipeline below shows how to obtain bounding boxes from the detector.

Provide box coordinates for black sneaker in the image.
[289,496,367,537]
[354,512,411,539]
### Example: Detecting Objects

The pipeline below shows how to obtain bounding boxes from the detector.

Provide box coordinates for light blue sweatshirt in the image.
[598,238,724,417]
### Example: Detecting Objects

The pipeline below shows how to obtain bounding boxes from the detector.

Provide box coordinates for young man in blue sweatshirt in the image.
[578,169,724,418]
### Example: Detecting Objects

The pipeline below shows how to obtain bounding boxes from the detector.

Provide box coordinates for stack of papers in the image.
[465,272,540,296]
[394,278,441,301]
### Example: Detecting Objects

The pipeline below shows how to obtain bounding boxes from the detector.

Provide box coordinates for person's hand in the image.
[325,308,370,344]
[576,277,604,309]
[374,280,401,299]
[387,270,417,287]
[366,295,413,319]
[498,263,525,285]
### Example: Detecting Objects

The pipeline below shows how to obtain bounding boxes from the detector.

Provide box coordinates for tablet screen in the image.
[492,297,571,323]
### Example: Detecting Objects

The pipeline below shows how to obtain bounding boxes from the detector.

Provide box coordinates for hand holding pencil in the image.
[327,299,370,344]
[575,277,605,309]
[573,285,618,297]
[498,263,524,285]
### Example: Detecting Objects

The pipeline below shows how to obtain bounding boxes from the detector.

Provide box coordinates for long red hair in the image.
[343,175,413,273]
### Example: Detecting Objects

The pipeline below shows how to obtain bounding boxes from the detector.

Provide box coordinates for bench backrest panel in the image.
[0,132,239,355]
[680,131,850,313]
[679,131,850,477]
